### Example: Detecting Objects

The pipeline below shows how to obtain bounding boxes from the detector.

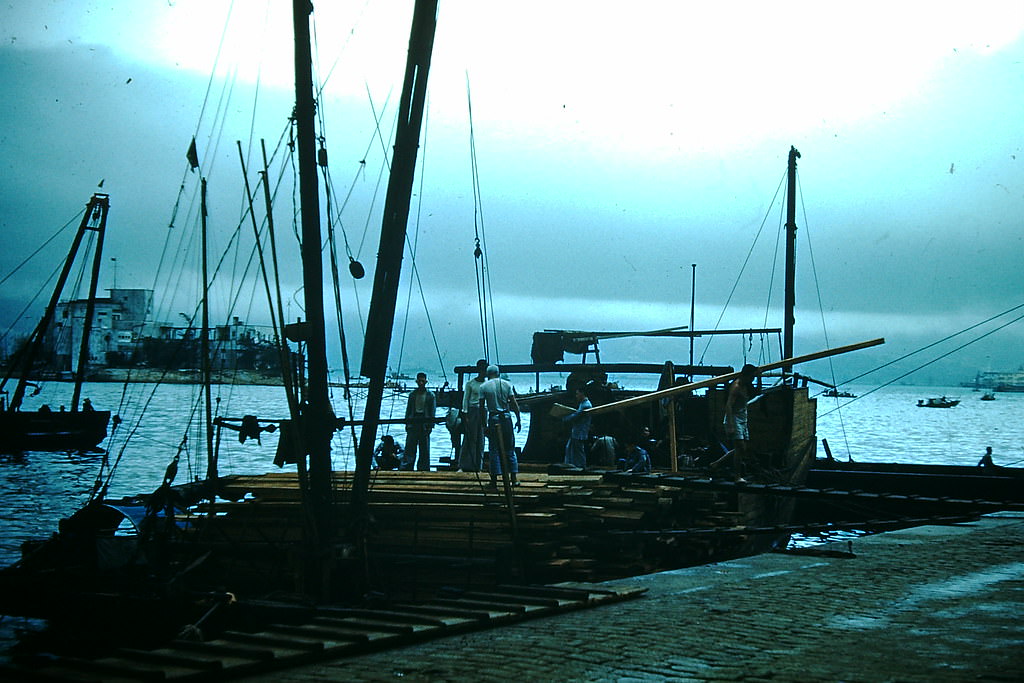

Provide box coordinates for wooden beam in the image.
[582,338,885,416]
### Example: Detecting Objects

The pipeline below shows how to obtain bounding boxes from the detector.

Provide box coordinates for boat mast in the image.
[69,195,110,411]
[200,178,216,482]
[354,0,439,512]
[783,146,800,376]
[292,0,334,536]
[3,193,109,413]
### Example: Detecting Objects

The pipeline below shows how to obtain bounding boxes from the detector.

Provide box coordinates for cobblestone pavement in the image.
[255,512,1024,681]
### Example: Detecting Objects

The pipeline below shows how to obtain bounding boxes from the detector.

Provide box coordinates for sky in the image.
[1,0,1022,388]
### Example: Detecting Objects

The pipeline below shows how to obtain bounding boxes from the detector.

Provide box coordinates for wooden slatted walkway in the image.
[0,582,645,681]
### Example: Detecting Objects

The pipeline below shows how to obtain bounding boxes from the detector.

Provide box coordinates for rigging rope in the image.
[396,99,449,383]
[466,74,498,362]
[698,170,787,367]
[820,304,1024,418]
[0,209,82,287]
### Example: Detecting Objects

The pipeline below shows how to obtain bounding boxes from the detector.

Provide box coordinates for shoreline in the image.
[20,368,286,386]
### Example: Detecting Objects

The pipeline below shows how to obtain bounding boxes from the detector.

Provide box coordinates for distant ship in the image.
[970,369,1024,393]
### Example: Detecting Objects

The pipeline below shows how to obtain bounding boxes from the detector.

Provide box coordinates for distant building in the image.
[974,368,1024,393]
[45,288,277,372]
[48,288,153,371]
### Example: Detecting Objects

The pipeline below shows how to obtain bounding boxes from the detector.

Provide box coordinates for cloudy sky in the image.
[1,0,1022,387]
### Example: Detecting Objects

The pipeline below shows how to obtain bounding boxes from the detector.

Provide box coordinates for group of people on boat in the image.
[566,364,757,482]
[373,360,523,487]
[373,359,762,484]
[558,385,656,474]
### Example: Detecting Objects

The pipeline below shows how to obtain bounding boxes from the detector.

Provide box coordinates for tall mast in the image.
[292,0,334,536]
[200,178,216,482]
[70,195,110,411]
[354,0,439,514]
[783,146,800,375]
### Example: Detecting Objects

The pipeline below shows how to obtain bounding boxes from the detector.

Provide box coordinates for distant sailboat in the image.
[0,193,112,452]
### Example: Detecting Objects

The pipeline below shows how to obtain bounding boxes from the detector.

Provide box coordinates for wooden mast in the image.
[291,0,334,539]
[200,178,216,483]
[353,0,439,520]
[783,146,800,374]
[69,194,110,412]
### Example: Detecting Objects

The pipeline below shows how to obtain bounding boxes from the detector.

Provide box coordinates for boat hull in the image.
[797,459,1024,524]
[0,410,110,452]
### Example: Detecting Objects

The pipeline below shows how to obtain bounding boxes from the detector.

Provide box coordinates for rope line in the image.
[820,306,1024,418]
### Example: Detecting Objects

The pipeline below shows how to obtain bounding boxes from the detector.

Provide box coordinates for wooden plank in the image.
[170,639,279,661]
[115,647,225,671]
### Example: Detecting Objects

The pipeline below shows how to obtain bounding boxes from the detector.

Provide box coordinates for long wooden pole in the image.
[292,0,334,540]
[353,0,438,516]
[584,338,884,417]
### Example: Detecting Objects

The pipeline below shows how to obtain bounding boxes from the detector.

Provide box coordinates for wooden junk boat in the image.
[0,193,112,452]
[0,1,883,646]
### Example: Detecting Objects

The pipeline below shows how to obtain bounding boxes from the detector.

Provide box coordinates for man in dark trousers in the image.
[401,372,436,471]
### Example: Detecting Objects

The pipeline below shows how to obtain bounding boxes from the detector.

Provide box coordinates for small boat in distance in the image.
[823,388,856,398]
[980,391,996,401]
[917,396,960,408]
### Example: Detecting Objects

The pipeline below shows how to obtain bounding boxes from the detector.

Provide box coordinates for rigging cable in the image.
[758,179,786,365]
[794,172,853,459]
[320,139,362,450]
[819,304,1024,419]
[396,98,449,384]
[0,255,65,355]
[698,170,786,367]
[308,30,375,459]
[0,210,81,287]
[466,73,500,362]
[158,0,236,287]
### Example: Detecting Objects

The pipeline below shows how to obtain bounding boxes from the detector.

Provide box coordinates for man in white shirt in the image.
[479,364,522,487]
[458,359,488,472]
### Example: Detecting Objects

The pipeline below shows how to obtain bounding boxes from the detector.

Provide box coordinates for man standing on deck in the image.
[480,364,522,487]
[562,386,592,468]
[711,363,758,483]
[401,372,436,471]
[458,359,488,472]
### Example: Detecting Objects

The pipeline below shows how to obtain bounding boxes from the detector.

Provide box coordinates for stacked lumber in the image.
[175,470,750,597]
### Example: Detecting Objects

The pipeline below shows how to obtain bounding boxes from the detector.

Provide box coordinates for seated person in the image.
[373,434,403,470]
[618,438,651,474]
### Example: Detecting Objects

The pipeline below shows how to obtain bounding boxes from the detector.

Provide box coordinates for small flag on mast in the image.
[186,137,200,172]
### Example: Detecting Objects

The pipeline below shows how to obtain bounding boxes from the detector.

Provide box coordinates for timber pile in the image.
[175,471,747,597]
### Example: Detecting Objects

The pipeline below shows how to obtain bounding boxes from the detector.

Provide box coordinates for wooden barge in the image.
[797,458,1024,524]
